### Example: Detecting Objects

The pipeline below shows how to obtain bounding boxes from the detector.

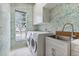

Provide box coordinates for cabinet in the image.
[33,3,50,25]
[45,37,70,56]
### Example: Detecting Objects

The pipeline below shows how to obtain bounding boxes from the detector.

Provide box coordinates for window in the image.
[15,10,26,41]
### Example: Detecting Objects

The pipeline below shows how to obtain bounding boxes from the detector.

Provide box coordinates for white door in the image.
[46,37,70,56]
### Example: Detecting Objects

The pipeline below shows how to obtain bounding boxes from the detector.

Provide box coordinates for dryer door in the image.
[31,38,37,53]
[27,33,32,46]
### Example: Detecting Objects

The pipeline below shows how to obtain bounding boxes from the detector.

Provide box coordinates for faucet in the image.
[62,23,74,56]
[62,23,74,38]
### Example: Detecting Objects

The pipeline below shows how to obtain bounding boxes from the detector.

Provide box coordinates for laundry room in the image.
[33,3,79,56]
[0,3,79,56]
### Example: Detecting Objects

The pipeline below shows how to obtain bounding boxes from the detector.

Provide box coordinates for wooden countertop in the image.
[56,31,79,39]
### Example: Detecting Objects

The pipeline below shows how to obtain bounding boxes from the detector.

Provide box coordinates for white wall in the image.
[0,3,10,55]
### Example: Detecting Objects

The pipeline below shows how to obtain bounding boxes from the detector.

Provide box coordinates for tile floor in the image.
[10,47,32,56]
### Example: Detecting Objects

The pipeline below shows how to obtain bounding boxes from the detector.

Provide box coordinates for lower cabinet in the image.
[45,37,70,56]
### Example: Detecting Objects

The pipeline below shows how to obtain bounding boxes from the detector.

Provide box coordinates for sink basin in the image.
[49,35,77,41]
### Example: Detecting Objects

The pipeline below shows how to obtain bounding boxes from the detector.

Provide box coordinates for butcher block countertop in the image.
[56,31,79,39]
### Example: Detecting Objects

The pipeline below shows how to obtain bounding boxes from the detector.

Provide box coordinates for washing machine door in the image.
[31,38,37,54]
[27,33,32,46]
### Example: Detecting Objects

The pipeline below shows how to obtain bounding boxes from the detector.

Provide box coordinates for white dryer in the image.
[26,31,34,49]
[29,31,52,56]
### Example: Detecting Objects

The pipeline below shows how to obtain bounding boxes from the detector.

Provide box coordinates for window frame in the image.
[15,9,27,41]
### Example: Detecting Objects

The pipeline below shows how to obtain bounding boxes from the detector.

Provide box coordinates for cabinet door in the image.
[46,39,53,56]
[43,8,50,22]
[33,4,44,25]
[33,3,50,25]
[46,37,70,56]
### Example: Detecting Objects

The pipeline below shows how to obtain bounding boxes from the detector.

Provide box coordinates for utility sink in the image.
[49,35,77,41]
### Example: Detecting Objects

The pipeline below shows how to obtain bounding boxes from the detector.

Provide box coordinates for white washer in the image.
[30,33,37,55]
[26,31,34,50]
[29,31,52,56]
